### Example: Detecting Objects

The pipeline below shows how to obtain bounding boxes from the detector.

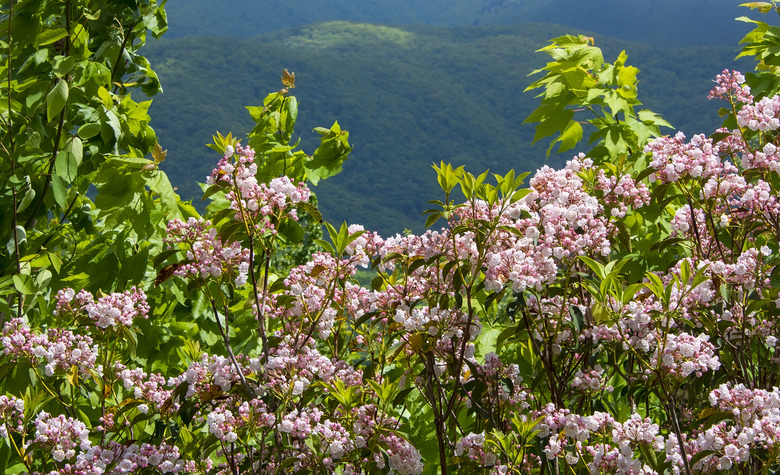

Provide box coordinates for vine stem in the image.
[6,0,21,324]
[248,240,270,360]
[664,390,692,475]
[210,299,255,397]
[423,352,449,475]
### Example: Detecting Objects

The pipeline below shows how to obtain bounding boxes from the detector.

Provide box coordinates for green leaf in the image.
[299,202,323,223]
[569,305,584,333]
[5,462,28,475]
[579,255,606,280]
[52,55,76,78]
[305,122,352,185]
[12,274,34,295]
[35,28,68,47]
[558,120,583,153]
[278,219,304,244]
[51,175,68,209]
[393,387,415,406]
[78,123,101,139]
[55,150,79,183]
[17,188,35,213]
[46,80,68,122]
[5,226,26,256]
[65,137,83,166]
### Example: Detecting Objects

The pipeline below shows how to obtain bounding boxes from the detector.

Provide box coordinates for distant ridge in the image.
[165,0,746,47]
[146,20,749,235]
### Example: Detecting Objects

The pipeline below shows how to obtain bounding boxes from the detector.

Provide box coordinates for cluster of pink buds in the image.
[455,432,497,466]
[54,287,149,329]
[206,144,312,232]
[708,69,753,104]
[56,441,190,474]
[650,332,721,379]
[645,132,725,183]
[206,405,240,443]
[737,95,780,132]
[0,395,24,439]
[350,404,424,474]
[165,217,250,287]
[176,353,247,398]
[1,318,98,377]
[593,168,651,218]
[114,362,175,411]
[34,412,92,462]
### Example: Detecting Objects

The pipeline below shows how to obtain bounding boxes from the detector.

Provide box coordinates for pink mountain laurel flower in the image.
[708,69,753,104]
[650,332,721,379]
[1,317,99,377]
[165,217,251,287]
[206,144,312,232]
[0,395,25,439]
[737,95,780,132]
[34,412,92,462]
[645,132,726,184]
[54,287,150,329]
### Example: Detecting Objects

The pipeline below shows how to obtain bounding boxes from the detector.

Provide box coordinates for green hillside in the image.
[164,0,746,47]
[146,21,748,236]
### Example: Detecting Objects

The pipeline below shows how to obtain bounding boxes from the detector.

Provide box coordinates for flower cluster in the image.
[660,385,780,472]
[0,395,24,439]
[645,132,725,183]
[55,287,149,329]
[570,365,614,394]
[206,405,240,443]
[650,332,721,379]
[115,363,175,411]
[207,144,312,231]
[177,353,247,398]
[54,441,189,474]
[259,339,363,396]
[165,217,250,286]
[708,69,753,104]
[482,156,615,294]
[34,412,92,462]
[535,406,661,474]
[455,432,497,466]
[1,318,98,376]
[593,167,651,218]
[737,95,780,132]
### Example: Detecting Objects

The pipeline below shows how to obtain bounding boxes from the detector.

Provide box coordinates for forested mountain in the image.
[145,21,749,235]
[164,0,745,47]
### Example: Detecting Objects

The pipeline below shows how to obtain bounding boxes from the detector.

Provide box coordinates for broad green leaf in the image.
[17,188,35,213]
[51,175,68,209]
[78,123,101,139]
[299,202,323,223]
[55,150,79,182]
[557,120,583,153]
[46,80,68,121]
[12,274,34,295]
[5,226,26,256]
[65,137,83,166]
[579,255,606,280]
[305,122,352,185]
[52,55,76,77]
[35,28,68,47]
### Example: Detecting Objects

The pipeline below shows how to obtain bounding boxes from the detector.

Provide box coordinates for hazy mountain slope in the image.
[146,22,748,236]
[164,0,747,47]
